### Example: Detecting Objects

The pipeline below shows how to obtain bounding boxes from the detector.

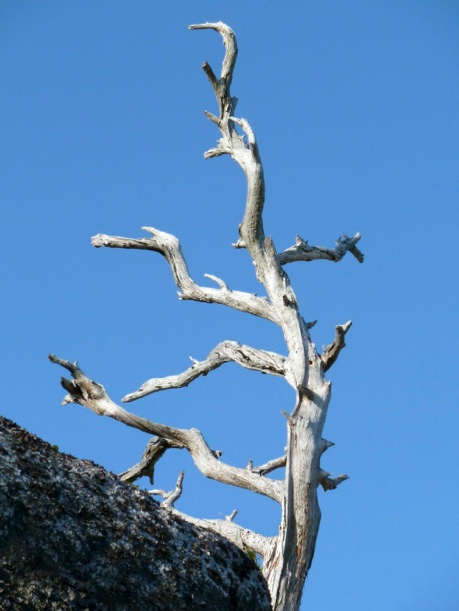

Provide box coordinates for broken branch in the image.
[319,470,350,492]
[150,470,184,508]
[321,321,352,371]
[252,455,287,476]
[119,436,182,485]
[278,233,364,265]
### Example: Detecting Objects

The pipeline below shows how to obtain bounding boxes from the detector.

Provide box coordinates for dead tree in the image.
[50,22,363,611]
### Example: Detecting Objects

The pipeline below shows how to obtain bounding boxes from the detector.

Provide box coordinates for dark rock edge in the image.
[0,416,271,610]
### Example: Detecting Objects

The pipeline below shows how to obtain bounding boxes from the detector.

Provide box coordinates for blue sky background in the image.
[1,2,458,609]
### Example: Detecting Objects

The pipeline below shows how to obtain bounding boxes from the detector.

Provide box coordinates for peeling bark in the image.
[50,22,362,610]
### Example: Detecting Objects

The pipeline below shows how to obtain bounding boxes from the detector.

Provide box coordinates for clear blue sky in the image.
[1,2,458,610]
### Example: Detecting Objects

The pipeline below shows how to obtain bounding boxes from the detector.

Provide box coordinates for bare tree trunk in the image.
[50,22,362,610]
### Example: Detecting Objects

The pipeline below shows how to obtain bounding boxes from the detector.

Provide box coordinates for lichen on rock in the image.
[0,416,271,610]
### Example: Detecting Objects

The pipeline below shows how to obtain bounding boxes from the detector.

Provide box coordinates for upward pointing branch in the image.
[189,22,238,103]
[321,321,352,371]
[189,22,266,261]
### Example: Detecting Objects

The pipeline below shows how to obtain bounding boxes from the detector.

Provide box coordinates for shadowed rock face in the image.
[0,417,271,610]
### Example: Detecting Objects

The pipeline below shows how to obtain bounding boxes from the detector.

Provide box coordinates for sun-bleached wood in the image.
[123,340,286,402]
[149,470,185,508]
[50,22,362,611]
[49,355,284,504]
[92,229,276,323]
[278,233,364,265]
[173,507,275,559]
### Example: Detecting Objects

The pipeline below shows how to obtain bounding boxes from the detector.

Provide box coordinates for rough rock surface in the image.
[0,416,271,610]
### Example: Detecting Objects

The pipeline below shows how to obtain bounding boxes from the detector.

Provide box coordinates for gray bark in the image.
[50,21,362,610]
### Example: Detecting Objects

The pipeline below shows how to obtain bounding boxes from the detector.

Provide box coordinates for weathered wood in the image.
[123,340,286,402]
[92,229,277,323]
[119,436,182,484]
[278,233,364,265]
[149,470,185,508]
[50,22,363,610]
[49,355,284,504]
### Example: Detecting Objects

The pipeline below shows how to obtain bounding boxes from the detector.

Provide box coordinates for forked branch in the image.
[48,355,186,440]
[150,470,185,508]
[48,355,284,503]
[189,22,238,117]
[190,22,266,262]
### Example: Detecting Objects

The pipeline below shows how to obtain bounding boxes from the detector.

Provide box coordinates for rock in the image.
[0,416,271,610]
